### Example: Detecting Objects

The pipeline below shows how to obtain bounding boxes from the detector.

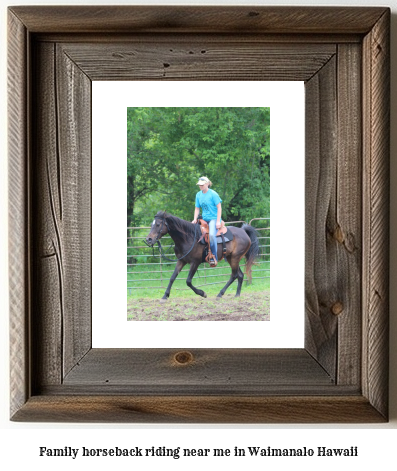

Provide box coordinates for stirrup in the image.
[209,258,217,267]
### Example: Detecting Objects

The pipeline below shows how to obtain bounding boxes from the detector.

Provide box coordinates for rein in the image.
[145,216,199,262]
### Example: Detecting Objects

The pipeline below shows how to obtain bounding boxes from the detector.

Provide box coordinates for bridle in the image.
[145,215,199,262]
[152,216,169,244]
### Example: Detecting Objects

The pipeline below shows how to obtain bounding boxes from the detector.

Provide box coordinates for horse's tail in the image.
[242,224,260,283]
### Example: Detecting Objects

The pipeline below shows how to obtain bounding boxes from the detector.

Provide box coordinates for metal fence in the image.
[127,218,270,295]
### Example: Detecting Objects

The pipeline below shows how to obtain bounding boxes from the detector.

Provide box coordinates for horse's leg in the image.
[235,267,245,297]
[216,256,239,299]
[161,260,186,302]
[186,261,207,298]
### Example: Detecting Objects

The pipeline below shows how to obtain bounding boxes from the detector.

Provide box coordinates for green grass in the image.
[127,259,270,300]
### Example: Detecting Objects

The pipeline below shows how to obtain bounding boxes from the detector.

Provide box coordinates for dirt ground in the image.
[127,291,270,321]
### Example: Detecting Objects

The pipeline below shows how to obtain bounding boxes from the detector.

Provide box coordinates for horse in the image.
[145,211,260,302]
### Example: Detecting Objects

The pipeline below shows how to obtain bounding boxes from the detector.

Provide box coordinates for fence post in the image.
[160,247,163,288]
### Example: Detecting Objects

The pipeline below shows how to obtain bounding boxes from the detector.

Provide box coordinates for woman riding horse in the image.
[192,176,222,267]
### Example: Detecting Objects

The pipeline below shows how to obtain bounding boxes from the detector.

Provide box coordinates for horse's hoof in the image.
[215,296,222,302]
[160,298,168,304]
[203,292,207,298]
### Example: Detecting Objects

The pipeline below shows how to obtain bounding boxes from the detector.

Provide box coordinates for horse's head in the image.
[145,212,169,247]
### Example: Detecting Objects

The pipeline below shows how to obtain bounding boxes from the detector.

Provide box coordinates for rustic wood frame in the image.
[8,6,390,423]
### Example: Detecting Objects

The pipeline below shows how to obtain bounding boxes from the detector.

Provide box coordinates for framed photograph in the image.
[92,81,304,348]
[8,6,390,423]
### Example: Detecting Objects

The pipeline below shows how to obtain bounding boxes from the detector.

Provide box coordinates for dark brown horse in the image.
[145,211,260,302]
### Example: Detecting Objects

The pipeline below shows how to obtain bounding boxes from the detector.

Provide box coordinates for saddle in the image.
[199,219,227,240]
[198,219,231,267]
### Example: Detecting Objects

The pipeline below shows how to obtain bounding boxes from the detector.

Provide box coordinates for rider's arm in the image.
[216,203,222,228]
[192,206,200,223]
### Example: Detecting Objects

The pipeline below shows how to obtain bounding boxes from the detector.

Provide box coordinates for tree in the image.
[127,107,270,227]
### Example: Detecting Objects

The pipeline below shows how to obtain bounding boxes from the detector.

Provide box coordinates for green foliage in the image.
[127,107,270,227]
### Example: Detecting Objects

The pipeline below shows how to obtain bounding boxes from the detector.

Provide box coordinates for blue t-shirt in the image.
[195,189,222,221]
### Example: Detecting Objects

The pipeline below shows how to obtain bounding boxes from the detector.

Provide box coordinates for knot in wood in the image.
[333,225,344,244]
[331,302,344,316]
[174,351,194,365]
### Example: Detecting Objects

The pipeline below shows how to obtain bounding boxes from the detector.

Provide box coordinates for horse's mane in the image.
[155,211,197,242]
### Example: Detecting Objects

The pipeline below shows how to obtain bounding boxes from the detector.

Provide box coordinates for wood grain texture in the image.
[11,396,385,424]
[55,45,91,377]
[62,349,333,392]
[362,10,390,419]
[304,56,338,378]
[335,43,362,386]
[59,42,335,81]
[34,33,363,45]
[9,6,387,34]
[32,42,63,387]
[32,41,92,388]
[8,10,29,419]
[8,6,390,423]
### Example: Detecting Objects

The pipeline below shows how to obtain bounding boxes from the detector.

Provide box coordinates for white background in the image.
[92,81,305,348]
[1,0,396,469]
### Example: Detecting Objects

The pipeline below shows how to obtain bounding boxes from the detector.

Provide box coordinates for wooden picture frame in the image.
[8,6,390,423]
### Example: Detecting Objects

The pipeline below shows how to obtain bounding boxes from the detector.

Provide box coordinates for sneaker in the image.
[210,258,217,267]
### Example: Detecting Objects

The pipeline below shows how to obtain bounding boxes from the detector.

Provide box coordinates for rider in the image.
[192,176,222,267]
